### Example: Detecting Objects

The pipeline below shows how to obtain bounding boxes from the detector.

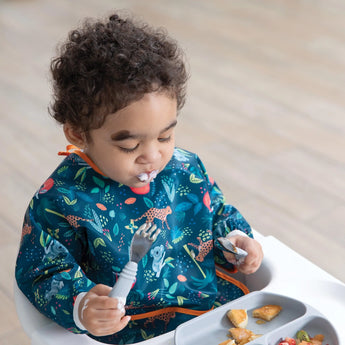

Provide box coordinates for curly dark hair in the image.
[49,13,188,133]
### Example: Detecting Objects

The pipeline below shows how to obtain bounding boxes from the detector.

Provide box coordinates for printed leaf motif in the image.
[105,185,110,193]
[150,289,159,298]
[193,203,202,215]
[61,272,72,280]
[76,191,93,203]
[175,202,192,212]
[104,232,112,242]
[63,230,74,238]
[163,278,169,288]
[189,173,203,184]
[74,270,83,279]
[57,165,68,175]
[164,257,174,264]
[141,329,154,340]
[51,306,56,315]
[162,180,175,202]
[63,195,77,206]
[91,187,100,194]
[90,209,103,233]
[186,193,199,204]
[40,232,51,247]
[74,167,86,180]
[142,254,148,268]
[94,238,106,248]
[166,294,174,299]
[177,296,188,306]
[112,223,119,236]
[168,282,178,294]
[144,197,154,208]
[40,232,45,247]
[62,309,70,315]
[92,176,105,188]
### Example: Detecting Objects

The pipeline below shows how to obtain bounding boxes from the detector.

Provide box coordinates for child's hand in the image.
[223,235,263,274]
[78,284,131,336]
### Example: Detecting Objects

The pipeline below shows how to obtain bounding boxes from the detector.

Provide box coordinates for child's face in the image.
[83,92,177,187]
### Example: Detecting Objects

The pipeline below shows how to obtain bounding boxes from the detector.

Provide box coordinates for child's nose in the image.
[136,144,161,164]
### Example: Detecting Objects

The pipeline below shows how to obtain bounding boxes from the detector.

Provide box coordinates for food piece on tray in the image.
[229,327,261,345]
[310,334,324,345]
[278,331,324,345]
[218,339,236,345]
[252,304,282,321]
[229,327,253,345]
[296,330,310,342]
[278,337,296,345]
[227,309,248,328]
[300,334,324,345]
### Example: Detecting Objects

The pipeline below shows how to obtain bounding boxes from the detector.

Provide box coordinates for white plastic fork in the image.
[108,223,161,305]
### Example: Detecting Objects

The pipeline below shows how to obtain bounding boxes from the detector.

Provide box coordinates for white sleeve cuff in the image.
[73,292,88,331]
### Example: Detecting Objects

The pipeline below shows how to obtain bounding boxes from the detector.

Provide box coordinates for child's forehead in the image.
[100,93,178,137]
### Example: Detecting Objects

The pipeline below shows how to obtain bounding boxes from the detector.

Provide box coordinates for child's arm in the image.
[75,284,130,336]
[195,155,263,273]
[16,207,113,334]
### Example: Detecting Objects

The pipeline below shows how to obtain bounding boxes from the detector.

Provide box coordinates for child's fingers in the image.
[88,314,131,336]
[88,284,113,297]
[239,239,263,274]
[225,235,263,274]
[82,304,129,336]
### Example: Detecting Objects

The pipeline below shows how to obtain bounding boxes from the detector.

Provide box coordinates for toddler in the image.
[15,12,263,344]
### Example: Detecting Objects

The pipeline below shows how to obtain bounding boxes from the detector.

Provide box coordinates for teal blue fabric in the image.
[15,148,252,344]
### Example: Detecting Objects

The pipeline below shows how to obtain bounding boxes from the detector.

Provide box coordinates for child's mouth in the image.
[136,170,159,183]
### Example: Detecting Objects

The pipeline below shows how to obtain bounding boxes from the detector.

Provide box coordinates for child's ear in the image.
[63,123,87,149]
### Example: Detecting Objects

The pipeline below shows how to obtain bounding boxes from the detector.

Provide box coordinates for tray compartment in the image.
[266,315,339,345]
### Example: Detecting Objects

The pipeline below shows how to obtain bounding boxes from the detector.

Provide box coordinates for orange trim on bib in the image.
[58,145,105,176]
[129,305,214,321]
[215,268,250,295]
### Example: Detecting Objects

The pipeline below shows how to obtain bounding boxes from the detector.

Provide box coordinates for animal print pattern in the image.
[188,237,214,262]
[132,206,172,229]
[15,148,252,344]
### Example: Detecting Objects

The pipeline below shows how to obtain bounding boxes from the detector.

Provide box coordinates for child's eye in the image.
[119,144,139,153]
[158,136,171,143]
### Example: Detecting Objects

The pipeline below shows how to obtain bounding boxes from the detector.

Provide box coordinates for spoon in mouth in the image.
[137,170,159,183]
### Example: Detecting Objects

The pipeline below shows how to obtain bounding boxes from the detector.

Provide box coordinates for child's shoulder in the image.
[167,147,206,172]
[164,147,211,183]
[33,154,91,199]
[169,147,199,165]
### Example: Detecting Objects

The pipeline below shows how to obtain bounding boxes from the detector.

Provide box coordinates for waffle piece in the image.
[252,304,282,321]
[226,309,248,328]
[229,327,255,345]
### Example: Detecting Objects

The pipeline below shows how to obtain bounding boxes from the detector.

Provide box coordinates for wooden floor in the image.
[1,0,344,343]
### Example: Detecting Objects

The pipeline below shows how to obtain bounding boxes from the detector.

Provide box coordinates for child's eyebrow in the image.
[111,120,177,141]
[111,130,137,141]
[161,119,178,133]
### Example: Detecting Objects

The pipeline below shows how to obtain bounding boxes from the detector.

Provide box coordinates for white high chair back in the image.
[14,280,101,345]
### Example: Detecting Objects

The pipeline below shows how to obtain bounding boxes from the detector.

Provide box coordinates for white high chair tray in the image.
[174,291,339,345]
